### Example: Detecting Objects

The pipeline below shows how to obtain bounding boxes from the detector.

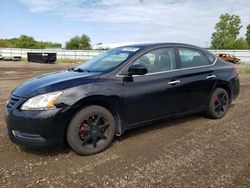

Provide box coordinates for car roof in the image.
[120,42,202,49]
[119,42,215,56]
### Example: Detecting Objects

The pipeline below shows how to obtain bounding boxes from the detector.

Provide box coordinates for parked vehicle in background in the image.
[27,53,57,64]
[218,53,241,64]
[0,56,22,61]
[4,43,240,155]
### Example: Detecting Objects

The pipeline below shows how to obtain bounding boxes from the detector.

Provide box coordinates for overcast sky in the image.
[0,0,250,47]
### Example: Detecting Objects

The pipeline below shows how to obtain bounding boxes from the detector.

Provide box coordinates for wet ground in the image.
[0,61,250,187]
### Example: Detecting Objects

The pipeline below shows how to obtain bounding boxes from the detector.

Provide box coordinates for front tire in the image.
[67,105,116,155]
[206,88,230,119]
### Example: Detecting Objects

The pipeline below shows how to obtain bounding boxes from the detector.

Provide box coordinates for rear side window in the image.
[178,48,210,68]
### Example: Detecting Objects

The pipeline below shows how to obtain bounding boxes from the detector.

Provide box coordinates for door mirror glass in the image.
[128,64,148,75]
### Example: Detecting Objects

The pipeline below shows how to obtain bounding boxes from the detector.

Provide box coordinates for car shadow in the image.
[20,144,72,156]
[115,114,202,142]
[19,114,205,156]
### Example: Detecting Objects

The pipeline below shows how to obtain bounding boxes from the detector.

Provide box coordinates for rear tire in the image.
[206,88,230,119]
[67,105,116,155]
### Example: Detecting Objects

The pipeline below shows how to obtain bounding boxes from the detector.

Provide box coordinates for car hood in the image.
[13,70,101,98]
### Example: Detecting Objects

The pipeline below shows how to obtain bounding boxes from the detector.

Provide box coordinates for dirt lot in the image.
[0,62,250,188]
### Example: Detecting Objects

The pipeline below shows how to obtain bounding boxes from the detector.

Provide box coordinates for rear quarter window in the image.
[206,53,216,64]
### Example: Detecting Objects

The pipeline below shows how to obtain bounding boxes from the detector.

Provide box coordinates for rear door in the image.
[174,47,217,112]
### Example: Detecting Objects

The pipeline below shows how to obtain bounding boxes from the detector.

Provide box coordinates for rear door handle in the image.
[206,75,216,79]
[168,80,181,85]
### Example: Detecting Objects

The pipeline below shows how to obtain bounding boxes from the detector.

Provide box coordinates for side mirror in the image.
[128,64,148,76]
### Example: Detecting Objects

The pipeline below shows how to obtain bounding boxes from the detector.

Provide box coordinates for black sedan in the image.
[4,43,240,155]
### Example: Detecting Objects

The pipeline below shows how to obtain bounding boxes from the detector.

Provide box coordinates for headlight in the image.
[20,91,63,111]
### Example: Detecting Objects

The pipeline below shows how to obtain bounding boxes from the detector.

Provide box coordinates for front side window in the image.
[178,48,209,68]
[132,48,176,74]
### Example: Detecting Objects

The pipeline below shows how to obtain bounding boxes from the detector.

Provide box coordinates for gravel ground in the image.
[0,61,250,188]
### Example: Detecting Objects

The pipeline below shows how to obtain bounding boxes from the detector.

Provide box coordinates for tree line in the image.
[0,34,92,50]
[0,13,250,50]
[0,35,62,49]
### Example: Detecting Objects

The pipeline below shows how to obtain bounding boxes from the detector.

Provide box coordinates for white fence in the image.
[1,48,250,63]
[0,48,103,60]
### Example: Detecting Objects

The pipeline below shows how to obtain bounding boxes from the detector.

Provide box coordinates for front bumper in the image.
[4,106,72,147]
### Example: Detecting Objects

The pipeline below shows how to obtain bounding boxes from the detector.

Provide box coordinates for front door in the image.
[122,47,183,126]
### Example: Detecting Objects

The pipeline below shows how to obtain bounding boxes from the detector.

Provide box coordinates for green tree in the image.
[234,37,248,49]
[66,34,91,50]
[2,38,19,48]
[222,37,235,49]
[246,24,250,46]
[0,39,8,47]
[211,13,242,49]
[38,41,62,48]
[79,34,91,49]
[66,36,80,49]
[16,35,36,48]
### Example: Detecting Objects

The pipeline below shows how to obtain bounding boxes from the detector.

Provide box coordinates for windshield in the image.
[77,47,140,72]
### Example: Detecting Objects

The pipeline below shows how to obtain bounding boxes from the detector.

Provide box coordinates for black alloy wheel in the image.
[78,115,109,147]
[67,105,116,155]
[214,93,228,115]
[207,88,230,119]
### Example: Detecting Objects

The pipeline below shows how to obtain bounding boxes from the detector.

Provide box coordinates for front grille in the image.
[7,94,22,109]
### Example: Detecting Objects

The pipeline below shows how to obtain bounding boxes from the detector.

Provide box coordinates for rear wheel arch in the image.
[206,87,230,119]
[203,82,232,115]
[214,83,232,102]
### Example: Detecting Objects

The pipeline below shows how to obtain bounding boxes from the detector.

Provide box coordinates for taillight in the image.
[232,65,239,78]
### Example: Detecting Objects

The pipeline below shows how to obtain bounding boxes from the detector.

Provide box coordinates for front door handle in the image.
[168,80,181,85]
[206,75,216,79]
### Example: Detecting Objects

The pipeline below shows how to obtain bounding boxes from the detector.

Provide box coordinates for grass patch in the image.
[239,63,250,74]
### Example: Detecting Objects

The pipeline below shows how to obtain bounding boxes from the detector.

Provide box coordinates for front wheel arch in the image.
[67,96,123,137]
[66,105,116,155]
